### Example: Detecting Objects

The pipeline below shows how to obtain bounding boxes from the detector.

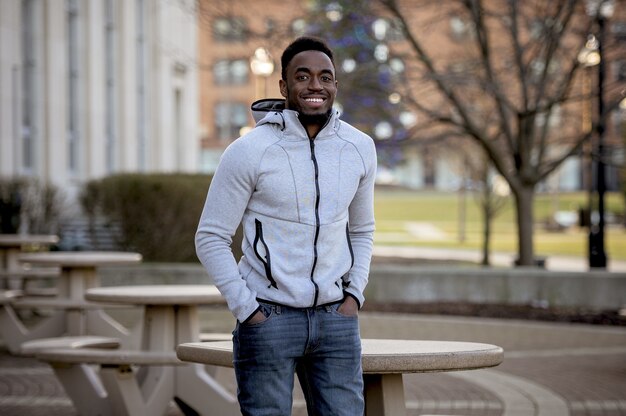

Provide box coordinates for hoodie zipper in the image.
[309,138,321,306]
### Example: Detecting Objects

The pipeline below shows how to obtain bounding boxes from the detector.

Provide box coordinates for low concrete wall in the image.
[98,263,626,310]
[366,265,626,310]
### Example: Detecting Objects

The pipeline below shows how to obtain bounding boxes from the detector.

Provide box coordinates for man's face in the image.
[280,50,337,122]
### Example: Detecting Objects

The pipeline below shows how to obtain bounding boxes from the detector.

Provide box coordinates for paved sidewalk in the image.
[1,309,625,415]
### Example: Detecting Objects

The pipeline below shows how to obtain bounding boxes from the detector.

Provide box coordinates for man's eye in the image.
[296,75,309,81]
[321,76,333,82]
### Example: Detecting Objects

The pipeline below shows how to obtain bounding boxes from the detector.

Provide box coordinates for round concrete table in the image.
[176,338,504,416]
[18,251,142,301]
[84,285,238,415]
[0,251,142,353]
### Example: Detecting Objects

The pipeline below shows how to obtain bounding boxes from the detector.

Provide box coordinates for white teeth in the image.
[305,98,323,103]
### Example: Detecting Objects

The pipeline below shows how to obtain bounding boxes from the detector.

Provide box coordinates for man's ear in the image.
[279,79,287,98]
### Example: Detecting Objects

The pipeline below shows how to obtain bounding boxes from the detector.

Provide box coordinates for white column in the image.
[84,0,106,180]
[149,0,165,171]
[181,6,198,173]
[155,2,172,171]
[118,0,137,172]
[43,0,68,186]
[0,1,20,176]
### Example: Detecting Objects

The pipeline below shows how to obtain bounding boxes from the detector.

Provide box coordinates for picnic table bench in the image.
[176,338,504,416]
[40,284,237,416]
[35,348,186,416]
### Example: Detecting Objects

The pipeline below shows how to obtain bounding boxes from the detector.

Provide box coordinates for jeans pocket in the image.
[331,302,358,319]
[241,304,273,327]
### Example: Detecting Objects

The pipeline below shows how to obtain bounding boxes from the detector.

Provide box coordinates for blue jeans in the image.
[232,301,364,416]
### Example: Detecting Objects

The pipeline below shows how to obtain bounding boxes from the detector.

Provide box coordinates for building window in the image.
[215,102,248,141]
[213,59,249,85]
[21,0,37,173]
[449,15,475,41]
[213,17,247,42]
[67,0,80,175]
[536,104,561,128]
[291,18,308,37]
[265,18,276,35]
[372,18,404,42]
[104,0,117,173]
[530,18,563,40]
[611,21,626,42]
[615,59,626,82]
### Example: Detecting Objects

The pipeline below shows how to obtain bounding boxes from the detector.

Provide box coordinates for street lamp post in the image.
[250,47,275,100]
[586,0,614,269]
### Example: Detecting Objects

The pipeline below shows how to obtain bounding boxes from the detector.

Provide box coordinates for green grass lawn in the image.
[374,188,626,261]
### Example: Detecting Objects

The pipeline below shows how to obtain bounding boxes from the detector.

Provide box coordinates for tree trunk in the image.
[514,185,535,266]
[481,202,491,266]
[480,181,492,266]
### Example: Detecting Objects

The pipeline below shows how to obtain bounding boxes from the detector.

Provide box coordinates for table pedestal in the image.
[364,374,406,416]
[1,246,21,290]
[137,304,238,415]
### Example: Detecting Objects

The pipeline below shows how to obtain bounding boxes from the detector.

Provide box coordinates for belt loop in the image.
[325,305,332,313]
[275,305,282,315]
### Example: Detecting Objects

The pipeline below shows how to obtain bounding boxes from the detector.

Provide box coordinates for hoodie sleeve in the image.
[344,136,377,308]
[195,138,261,322]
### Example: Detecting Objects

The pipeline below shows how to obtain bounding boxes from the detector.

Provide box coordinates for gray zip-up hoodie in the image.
[195,99,377,323]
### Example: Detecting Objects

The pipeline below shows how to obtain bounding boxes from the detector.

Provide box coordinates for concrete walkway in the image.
[1,308,625,416]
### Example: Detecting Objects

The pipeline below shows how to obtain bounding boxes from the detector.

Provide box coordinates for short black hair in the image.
[280,36,335,80]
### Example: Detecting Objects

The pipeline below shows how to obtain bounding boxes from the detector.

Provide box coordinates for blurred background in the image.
[2,3,626,415]
[1,0,625,270]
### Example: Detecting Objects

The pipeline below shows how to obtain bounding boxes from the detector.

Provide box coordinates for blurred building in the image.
[0,0,199,199]
[197,0,625,193]
[4,1,620,197]
[197,0,299,173]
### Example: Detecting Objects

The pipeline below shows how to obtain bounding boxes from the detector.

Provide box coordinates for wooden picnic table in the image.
[176,338,504,416]
[0,251,142,353]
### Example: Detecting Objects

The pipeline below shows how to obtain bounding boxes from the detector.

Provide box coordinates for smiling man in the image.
[196,37,377,416]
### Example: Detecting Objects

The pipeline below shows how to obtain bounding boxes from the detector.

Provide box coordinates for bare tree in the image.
[377,0,625,265]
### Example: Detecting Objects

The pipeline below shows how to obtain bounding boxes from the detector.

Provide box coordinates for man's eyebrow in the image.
[294,67,335,76]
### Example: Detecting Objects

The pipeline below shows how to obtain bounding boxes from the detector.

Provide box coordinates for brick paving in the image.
[1,311,626,415]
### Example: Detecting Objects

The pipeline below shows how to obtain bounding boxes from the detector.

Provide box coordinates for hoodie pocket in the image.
[346,222,354,269]
[254,219,278,289]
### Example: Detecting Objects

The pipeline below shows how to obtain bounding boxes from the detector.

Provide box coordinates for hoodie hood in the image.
[251,99,286,123]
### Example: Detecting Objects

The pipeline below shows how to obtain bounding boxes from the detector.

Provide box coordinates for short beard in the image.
[298,109,332,129]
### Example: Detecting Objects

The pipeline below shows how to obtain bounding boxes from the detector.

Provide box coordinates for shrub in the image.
[0,177,64,234]
[80,173,242,262]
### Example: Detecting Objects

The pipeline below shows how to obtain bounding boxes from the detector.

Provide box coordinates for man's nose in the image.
[308,77,323,90]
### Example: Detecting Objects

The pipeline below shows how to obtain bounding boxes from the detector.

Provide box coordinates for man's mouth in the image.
[304,97,325,103]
